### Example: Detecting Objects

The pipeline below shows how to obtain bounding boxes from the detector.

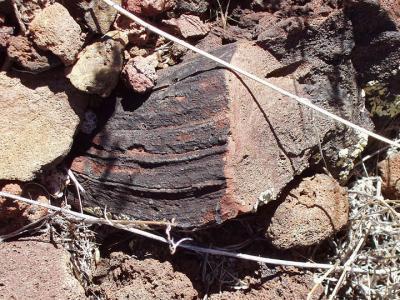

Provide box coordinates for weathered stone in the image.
[0,25,12,49]
[0,238,86,299]
[123,0,175,16]
[378,152,400,199]
[114,15,149,46]
[14,0,50,24]
[67,31,127,98]
[267,174,349,249]
[0,72,87,181]
[84,0,122,34]
[69,42,369,227]
[163,14,210,39]
[7,35,61,73]
[30,3,84,65]
[122,54,158,93]
[175,0,209,15]
[0,182,49,236]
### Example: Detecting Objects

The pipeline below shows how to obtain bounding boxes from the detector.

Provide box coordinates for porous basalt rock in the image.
[122,54,158,93]
[267,174,349,249]
[123,0,175,16]
[29,3,84,65]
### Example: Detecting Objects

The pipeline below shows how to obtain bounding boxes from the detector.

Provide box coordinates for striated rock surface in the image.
[70,42,369,227]
[67,31,127,97]
[7,35,61,73]
[0,72,87,181]
[0,238,86,299]
[29,3,84,65]
[267,174,349,249]
[378,152,400,199]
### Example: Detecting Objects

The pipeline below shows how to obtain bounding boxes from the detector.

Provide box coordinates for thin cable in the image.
[101,0,400,149]
[1,191,395,275]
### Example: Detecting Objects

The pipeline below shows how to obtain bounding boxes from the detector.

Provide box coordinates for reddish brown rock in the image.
[122,54,158,93]
[163,14,210,39]
[123,0,175,16]
[267,174,349,249]
[0,25,12,49]
[114,15,150,46]
[7,35,60,73]
[0,238,85,299]
[378,152,400,199]
[29,3,84,65]
[0,182,49,236]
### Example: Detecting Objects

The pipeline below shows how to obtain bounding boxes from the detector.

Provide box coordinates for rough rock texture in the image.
[175,0,209,15]
[0,182,49,236]
[163,14,210,39]
[0,72,87,181]
[267,174,349,249]
[0,238,86,299]
[30,3,84,65]
[14,0,50,24]
[7,35,61,73]
[123,0,175,16]
[70,42,368,228]
[0,25,12,49]
[67,31,127,97]
[378,152,400,199]
[89,252,198,299]
[122,54,158,93]
[84,0,122,34]
[114,15,150,46]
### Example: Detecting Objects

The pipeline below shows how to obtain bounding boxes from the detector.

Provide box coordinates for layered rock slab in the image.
[70,42,370,227]
[0,72,87,181]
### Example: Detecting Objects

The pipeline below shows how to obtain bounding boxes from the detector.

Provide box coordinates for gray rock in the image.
[84,0,121,34]
[0,72,87,181]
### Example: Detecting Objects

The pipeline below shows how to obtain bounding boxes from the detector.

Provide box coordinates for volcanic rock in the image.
[84,0,122,34]
[378,152,400,199]
[67,31,128,98]
[175,0,209,15]
[123,0,175,16]
[163,14,210,39]
[122,54,158,93]
[7,35,60,73]
[267,174,349,249]
[29,3,84,65]
[0,72,87,181]
[0,25,12,49]
[0,238,86,299]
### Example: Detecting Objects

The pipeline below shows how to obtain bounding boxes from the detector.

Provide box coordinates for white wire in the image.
[100,0,400,149]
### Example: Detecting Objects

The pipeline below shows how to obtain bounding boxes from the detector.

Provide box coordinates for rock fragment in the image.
[163,14,210,39]
[67,31,128,97]
[123,0,175,16]
[175,0,209,15]
[0,24,12,49]
[0,238,86,299]
[7,35,60,73]
[29,3,84,65]
[0,72,87,181]
[378,152,400,199]
[267,174,349,249]
[122,54,158,93]
[84,0,122,34]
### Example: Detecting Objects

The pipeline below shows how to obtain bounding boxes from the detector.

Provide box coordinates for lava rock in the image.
[378,152,400,199]
[0,72,87,181]
[67,31,127,97]
[267,174,349,249]
[175,0,209,15]
[163,14,210,39]
[7,35,61,73]
[84,0,122,34]
[0,25,12,49]
[29,3,84,65]
[0,238,86,299]
[123,0,175,16]
[122,54,158,93]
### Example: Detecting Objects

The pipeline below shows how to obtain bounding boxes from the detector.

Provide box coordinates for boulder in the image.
[69,42,369,227]
[67,31,127,97]
[7,35,61,73]
[29,3,84,65]
[0,238,86,299]
[267,174,349,249]
[0,72,87,181]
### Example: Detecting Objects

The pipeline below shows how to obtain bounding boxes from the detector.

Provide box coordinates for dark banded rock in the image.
[70,42,371,228]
